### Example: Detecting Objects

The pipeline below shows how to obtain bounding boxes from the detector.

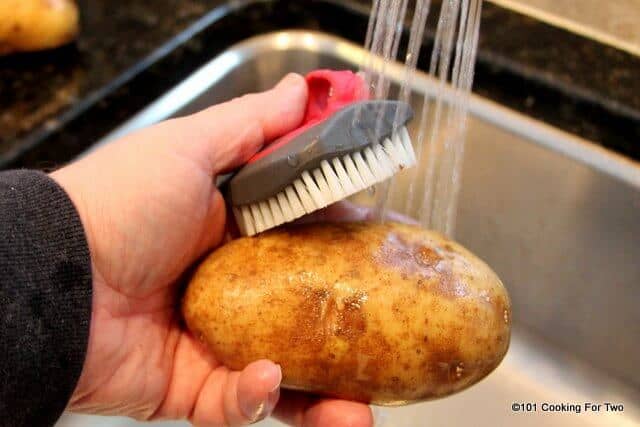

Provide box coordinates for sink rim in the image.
[91,30,640,190]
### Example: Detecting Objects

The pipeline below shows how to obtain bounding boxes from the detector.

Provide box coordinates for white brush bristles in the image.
[233,126,416,236]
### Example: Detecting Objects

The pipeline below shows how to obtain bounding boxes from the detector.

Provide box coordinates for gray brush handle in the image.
[229,100,414,206]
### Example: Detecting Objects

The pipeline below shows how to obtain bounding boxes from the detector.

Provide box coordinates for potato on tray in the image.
[0,0,79,55]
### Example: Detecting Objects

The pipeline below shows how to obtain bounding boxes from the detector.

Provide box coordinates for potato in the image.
[0,0,79,55]
[182,222,510,405]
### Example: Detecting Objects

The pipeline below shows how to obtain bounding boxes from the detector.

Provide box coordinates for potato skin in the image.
[0,0,79,55]
[183,222,510,405]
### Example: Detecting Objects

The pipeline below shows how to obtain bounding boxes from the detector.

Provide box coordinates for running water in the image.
[356,0,408,127]
[360,0,483,237]
[377,0,432,220]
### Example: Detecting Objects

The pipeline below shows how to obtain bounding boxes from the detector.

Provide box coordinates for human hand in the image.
[52,74,373,427]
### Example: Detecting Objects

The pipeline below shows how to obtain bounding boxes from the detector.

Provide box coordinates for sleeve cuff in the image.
[0,169,92,427]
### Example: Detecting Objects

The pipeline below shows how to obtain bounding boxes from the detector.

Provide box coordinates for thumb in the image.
[172,73,308,176]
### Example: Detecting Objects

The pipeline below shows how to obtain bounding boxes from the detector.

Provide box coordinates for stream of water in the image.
[361,0,483,237]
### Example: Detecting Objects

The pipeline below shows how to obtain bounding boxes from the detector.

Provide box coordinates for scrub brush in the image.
[228,70,416,236]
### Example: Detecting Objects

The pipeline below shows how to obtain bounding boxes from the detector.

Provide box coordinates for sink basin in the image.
[58,31,640,427]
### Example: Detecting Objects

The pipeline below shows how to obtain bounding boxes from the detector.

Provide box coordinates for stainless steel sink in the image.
[58,31,640,427]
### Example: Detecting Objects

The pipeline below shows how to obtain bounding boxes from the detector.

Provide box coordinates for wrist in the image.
[50,167,102,408]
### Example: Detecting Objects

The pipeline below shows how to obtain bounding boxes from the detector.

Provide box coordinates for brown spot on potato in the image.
[415,246,443,268]
[376,233,434,278]
[375,232,471,300]
[347,269,361,279]
[335,293,368,340]
[288,286,331,349]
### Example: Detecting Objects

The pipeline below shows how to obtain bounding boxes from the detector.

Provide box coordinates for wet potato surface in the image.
[182,222,511,405]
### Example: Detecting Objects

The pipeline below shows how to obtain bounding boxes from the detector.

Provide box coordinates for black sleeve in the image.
[0,170,92,427]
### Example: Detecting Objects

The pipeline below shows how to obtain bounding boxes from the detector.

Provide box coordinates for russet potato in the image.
[182,222,511,405]
[0,0,79,55]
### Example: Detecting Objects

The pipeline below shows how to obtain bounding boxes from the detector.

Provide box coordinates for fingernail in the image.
[264,364,282,413]
[243,364,282,423]
[265,384,281,415]
[371,406,390,427]
[271,364,283,390]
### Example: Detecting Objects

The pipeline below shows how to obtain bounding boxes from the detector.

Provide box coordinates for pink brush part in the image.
[248,70,369,163]
[304,69,371,122]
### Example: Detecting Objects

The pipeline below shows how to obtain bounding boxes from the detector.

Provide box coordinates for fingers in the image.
[225,360,281,425]
[151,333,222,421]
[302,399,374,427]
[174,73,308,176]
[191,360,282,427]
[160,334,372,427]
[274,390,374,427]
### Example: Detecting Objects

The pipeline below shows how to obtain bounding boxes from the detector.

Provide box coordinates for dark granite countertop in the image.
[0,0,225,168]
[1,0,639,169]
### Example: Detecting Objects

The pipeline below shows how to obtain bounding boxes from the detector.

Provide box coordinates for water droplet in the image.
[455,363,464,379]
[504,309,510,324]
[287,154,299,167]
